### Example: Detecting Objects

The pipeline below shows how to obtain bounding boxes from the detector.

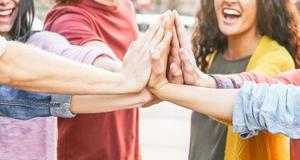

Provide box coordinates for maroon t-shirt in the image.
[44,0,140,159]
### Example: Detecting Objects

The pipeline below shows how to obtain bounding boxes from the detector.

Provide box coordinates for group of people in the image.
[1,0,300,160]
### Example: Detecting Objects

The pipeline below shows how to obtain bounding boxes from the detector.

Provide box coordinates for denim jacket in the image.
[0,85,73,120]
[233,82,300,139]
[0,31,111,120]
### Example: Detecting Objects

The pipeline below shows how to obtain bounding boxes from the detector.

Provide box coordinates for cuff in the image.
[209,75,238,89]
[51,95,75,118]
[232,82,260,139]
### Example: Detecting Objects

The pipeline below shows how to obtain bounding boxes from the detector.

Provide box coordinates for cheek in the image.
[214,1,222,21]
[243,8,257,27]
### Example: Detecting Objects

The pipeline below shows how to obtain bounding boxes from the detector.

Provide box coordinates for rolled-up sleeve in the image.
[233,82,300,139]
[0,85,75,120]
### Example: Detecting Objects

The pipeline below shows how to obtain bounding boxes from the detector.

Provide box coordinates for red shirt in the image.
[240,70,300,160]
[44,0,140,159]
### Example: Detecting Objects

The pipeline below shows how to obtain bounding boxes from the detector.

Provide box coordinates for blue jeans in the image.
[0,85,74,120]
[233,82,300,139]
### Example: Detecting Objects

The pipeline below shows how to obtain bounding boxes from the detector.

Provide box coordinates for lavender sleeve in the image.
[25,31,119,115]
[26,31,118,64]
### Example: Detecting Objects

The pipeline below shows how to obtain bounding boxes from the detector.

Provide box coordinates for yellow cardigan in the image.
[207,36,295,160]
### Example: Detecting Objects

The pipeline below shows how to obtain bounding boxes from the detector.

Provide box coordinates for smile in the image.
[223,8,241,18]
[0,8,15,23]
[0,9,13,16]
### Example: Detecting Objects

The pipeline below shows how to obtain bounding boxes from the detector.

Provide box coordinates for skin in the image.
[0,0,174,113]
[65,0,175,112]
[169,0,263,86]
[153,0,265,120]
[215,0,262,60]
[147,24,237,121]
[0,0,162,96]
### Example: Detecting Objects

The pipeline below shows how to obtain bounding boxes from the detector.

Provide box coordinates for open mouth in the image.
[0,8,15,22]
[223,8,241,19]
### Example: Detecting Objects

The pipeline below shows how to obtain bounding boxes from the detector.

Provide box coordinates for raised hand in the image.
[167,11,215,88]
[167,27,184,84]
[121,11,175,92]
[148,31,173,92]
[178,48,216,88]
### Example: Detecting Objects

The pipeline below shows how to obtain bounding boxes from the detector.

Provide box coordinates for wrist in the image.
[209,75,237,89]
[193,72,217,88]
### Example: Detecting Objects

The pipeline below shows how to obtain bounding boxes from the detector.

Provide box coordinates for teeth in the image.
[223,8,240,16]
[0,10,12,16]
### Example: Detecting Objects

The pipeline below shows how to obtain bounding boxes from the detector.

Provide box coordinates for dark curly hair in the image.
[192,0,300,72]
[8,0,34,42]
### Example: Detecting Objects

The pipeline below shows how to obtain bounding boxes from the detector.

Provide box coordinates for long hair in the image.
[192,0,300,71]
[8,0,34,42]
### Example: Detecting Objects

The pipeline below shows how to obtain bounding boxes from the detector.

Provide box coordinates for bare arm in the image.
[0,10,174,96]
[152,83,238,121]
[147,27,237,121]
[70,12,175,113]
[0,41,132,95]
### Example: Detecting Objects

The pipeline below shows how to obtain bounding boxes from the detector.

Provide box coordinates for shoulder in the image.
[248,36,295,74]
[26,31,71,52]
[44,4,92,29]
[27,31,70,46]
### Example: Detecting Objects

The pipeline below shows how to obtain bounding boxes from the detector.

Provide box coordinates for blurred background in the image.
[33,0,300,160]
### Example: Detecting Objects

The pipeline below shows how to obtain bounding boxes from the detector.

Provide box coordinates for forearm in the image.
[70,89,151,113]
[0,41,133,94]
[152,83,238,120]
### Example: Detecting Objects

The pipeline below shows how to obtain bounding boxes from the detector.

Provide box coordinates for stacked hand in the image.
[122,10,216,107]
[121,10,175,93]
[147,11,216,98]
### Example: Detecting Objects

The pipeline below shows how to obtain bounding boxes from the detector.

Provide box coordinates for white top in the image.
[0,36,7,56]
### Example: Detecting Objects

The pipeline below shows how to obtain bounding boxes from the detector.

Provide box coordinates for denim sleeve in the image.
[233,82,300,139]
[0,85,75,120]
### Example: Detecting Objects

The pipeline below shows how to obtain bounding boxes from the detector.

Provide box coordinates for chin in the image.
[219,27,241,37]
[0,26,12,35]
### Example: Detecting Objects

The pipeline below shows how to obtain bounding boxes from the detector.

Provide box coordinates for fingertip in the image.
[166,10,173,15]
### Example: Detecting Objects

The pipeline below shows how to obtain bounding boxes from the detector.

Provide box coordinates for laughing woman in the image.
[167,0,300,160]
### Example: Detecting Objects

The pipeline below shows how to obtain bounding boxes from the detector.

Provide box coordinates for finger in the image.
[152,31,173,58]
[173,10,188,48]
[148,10,174,47]
[179,48,194,72]
[143,18,162,43]
[168,56,181,69]
[150,22,165,47]
[163,11,175,33]
[169,63,184,84]
[170,28,181,65]
[171,28,180,53]
[150,51,164,76]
